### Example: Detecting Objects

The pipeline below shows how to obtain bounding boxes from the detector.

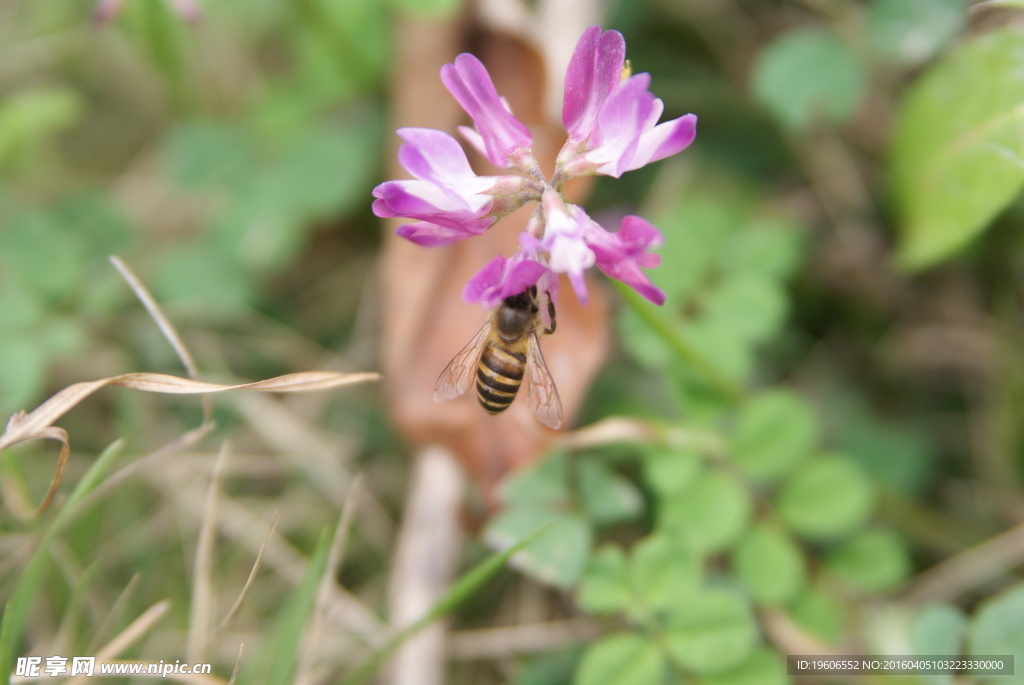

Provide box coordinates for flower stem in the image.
[612,280,746,404]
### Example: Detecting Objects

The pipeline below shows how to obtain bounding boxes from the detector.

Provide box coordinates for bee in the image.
[434,285,562,429]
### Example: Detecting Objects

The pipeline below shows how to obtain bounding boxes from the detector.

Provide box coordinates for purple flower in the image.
[463,247,549,309]
[372,128,542,246]
[373,25,697,307]
[563,26,626,145]
[441,54,539,174]
[590,216,666,306]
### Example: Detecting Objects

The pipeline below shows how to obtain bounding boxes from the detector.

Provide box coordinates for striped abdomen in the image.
[476,339,527,414]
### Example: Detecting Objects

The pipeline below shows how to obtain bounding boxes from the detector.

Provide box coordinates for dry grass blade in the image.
[0,371,378,516]
[64,600,171,685]
[1,371,379,450]
[294,475,363,684]
[87,573,142,655]
[189,442,230,663]
[109,255,211,422]
[1,424,70,519]
[215,512,279,637]
[227,644,245,685]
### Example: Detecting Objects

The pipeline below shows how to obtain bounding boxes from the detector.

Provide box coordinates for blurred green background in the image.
[3,0,1024,683]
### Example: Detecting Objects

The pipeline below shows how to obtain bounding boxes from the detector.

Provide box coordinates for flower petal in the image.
[562,26,626,144]
[588,74,656,178]
[396,221,486,247]
[463,254,548,307]
[630,113,698,169]
[441,54,533,169]
[396,128,488,189]
[590,215,666,305]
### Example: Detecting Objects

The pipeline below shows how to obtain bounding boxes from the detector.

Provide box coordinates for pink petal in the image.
[631,114,698,170]
[589,74,656,178]
[463,254,547,307]
[396,222,485,247]
[396,128,478,183]
[441,54,532,169]
[562,26,626,143]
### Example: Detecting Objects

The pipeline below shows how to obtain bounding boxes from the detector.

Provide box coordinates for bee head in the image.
[502,285,539,313]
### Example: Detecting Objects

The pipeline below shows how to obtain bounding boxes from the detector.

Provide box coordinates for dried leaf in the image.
[380,21,610,498]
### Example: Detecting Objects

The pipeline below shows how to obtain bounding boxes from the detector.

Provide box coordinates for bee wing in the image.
[526,331,563,429]
[434,320,491,402]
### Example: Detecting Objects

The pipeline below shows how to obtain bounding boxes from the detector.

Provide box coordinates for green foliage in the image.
[968,583,1024,682]
[911,603,966,685]
[890,27,1024,270]
[701,649,790,685]
[733,523,805,606]
[751,27,866,129]
[157,114,382,307]
[778,455,875,540]
[248,529,333,685]
[0,194,132,415]
[619,182,806,410]
[825,528,910,592]
[4,1,1023,683]
[573,633,663,685]
[0,441,124,683]
[662,590,757,673]
[485,453,642,589]
[730,390,817,482]
[867,0,968,65]
[659,468,751,553]
[0,88,83,175]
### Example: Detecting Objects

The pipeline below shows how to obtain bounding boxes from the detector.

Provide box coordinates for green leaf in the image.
[164,121,255,190]
[485,506,591,589]
[629,532,702,612]
[700,648,791,685]
[497,451,571,508]
[511,649,581,685]
[787,584,845,645]
[868,0,967,65]
[778,455,875,540]
[719,218,806,281]
[649,196,745,301]
[664,590,758,674]
[700,274,788,344]
[0,88,82,172]
[752,27,866,129]
[578,460,643,526]
[660,470,752,553]
[890,27,1024,270]
[152,242,256,310]
[681,320,752,390]
[733,523,806,606]
[0,211,88,299]
[573,633,664,685]
[967,582,1024,681]
[731,390,818,482]
[826,528,910,592]
[577,546,632,614]
[0,337,45,417]
[641,447,702,496]
[911,603,966,685]
[834,400,933,496]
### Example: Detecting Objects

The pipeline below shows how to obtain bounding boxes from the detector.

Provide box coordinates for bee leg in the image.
[543,290,556,335]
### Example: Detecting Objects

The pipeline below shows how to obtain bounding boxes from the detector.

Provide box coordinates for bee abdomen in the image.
[476,344,525,414]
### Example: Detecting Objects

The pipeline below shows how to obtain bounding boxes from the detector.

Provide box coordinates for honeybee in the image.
[434,286,562,429]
